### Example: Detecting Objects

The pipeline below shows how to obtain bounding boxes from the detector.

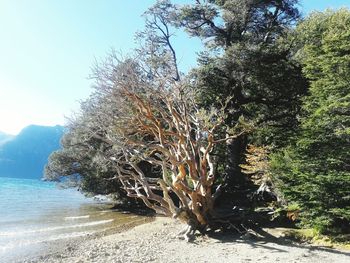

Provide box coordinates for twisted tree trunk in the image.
[110,78,247,237]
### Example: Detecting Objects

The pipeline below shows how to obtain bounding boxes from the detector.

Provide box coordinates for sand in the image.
[19,217,350,263]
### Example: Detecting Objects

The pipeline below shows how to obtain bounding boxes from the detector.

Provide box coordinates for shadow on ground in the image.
[204,227,350,257]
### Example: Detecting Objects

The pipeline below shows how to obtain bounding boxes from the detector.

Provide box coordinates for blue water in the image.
[0,177,90,224]
[0,177,143,262]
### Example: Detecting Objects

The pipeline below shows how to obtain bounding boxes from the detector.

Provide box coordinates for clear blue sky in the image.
[0,0,349,135]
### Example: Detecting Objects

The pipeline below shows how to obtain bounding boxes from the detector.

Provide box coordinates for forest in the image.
[45,0,350,241]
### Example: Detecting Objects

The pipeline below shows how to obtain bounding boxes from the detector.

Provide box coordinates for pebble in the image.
[20,218,350,263]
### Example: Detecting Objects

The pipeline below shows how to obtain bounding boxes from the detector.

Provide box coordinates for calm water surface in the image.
[0,177,145,261]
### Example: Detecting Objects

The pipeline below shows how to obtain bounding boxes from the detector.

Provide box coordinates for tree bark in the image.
[216,134,258,210]
[225,135,247,188]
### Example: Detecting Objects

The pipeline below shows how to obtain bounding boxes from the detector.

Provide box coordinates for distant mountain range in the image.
[0,131,14,146]
[0,125,64,179]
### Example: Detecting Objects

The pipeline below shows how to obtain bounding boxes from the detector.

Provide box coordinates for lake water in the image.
[0,177,146,262]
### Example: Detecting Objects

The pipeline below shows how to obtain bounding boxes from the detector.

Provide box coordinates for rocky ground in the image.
[20,217,350,263]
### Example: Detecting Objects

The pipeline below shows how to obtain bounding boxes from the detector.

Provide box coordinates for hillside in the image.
[0,131,14,146]
[0,125,64,179]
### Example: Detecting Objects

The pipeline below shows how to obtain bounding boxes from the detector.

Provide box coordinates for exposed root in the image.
[177,221,197,242]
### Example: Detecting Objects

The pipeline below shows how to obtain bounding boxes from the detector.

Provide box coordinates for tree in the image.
[47,52,249,239]
[44,114,123,196]
[45,55,148,207]
[271,9,350,234]
[171,0,307,198]
[45,1,184,208]
[110,63,250,239]
[45,0,256,236]
[45,0,309,236]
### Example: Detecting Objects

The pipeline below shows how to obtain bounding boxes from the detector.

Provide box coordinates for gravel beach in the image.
[19,217,350,263]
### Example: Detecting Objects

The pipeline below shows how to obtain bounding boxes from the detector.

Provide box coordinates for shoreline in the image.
[8,215,154,263]
[19,217,350,263]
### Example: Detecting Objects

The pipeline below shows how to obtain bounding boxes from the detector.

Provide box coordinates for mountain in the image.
[0,131,14,146]
[0,125,64,179]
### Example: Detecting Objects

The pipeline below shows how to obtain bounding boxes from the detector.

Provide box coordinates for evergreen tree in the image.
[172,0,307,200]
[272,9,350,234]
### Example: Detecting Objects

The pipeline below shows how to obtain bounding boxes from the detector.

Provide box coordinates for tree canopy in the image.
[271,9,350,234]
[45,1,350,238]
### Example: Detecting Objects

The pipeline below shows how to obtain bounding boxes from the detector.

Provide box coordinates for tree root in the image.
[177,222,197,242]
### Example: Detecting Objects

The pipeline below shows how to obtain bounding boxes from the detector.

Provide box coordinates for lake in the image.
[0,177,147,262]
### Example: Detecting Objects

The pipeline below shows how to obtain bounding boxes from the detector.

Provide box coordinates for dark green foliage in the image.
[192,40,307,147]
[177,0,307,146]
[176,0,300,47]
[44,2,349,235]
[271,9,350,234]
[172,0,307,201]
